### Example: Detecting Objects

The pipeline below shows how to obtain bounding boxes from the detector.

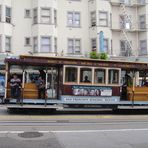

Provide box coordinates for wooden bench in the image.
[127,86,148,101]
[23,83,38,99]
[7,83,39,99]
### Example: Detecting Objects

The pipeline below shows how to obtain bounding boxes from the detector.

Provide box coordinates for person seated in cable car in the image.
[142,77,148,86]
[83,76,90,83]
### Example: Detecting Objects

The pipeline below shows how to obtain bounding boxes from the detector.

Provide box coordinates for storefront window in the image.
[108,69,119,84]
[65,67,77,83]
[94,69,106,84]
[80,68,92,83]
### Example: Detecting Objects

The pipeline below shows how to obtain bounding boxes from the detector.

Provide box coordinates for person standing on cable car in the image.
[36,76,45,99]
[10,74,21,102]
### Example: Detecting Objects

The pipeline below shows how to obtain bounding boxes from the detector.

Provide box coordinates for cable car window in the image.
[65,67,77,83]
[94,69,106,84]
[108,69,119,84]
[80,68,92,83]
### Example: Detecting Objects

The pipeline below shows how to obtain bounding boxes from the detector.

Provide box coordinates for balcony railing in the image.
[110,0,146,6]
[111,20,147,31]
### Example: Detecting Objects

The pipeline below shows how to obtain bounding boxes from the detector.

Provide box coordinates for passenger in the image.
[125,73,132,87]
[83,76,90,83]
[142,77,148,86]
[10,74,21,102]
[36,76,45,99]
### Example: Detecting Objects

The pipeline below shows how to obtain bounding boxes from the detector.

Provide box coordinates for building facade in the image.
[0,0,147,60]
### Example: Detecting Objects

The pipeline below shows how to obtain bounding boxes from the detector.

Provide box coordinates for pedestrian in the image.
[10,74,21,102]
[36,76,45,99]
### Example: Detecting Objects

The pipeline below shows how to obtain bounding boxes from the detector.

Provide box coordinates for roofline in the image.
[20,55,148,65]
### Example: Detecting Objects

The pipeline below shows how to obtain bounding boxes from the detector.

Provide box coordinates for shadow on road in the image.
[6,108,148,116]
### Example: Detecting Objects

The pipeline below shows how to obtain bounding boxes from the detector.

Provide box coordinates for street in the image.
[0,106,148,148]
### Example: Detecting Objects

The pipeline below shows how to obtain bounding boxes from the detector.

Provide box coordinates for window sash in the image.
[41,37,51,52]
[99,11,108,26]
[33,8,38,24]
[33,37,38,52]
[41,8,51,24]
[0,6,1,22]
[108,69,119,84]
[68,39,81,54]
[94,69,106,84]
[5,37,11,51]
[65,67,78,83]
[6,7,11,23]
[67,12,80,27]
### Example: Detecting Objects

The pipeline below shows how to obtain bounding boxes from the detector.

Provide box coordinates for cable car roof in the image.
[4,55,148,70]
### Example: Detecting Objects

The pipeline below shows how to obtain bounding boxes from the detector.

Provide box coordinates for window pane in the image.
[108,69,119,84]
[65,67,77,83]
[0,36,1,51]
[33,8,38,24]
[6,7,11,17]
[99,11,108,26]
[91,11,96,26]
[0,6,1,22]
[5,37,11,51]
[33,37,38,52]
[80,68,92,83]
[41,8,51,23]
[94,69,106,84]
[6,7,11,23]
[41,37,51,52]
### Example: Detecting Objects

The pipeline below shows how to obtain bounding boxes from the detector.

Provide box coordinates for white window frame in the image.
[25,37,31,46]
[108,68,121,86]
[94,68,107,85]
[99,11,108,27]
[25,9,31,18]
[33,8,38,24]
[91,38,97,51]
[0,5,2,22]
[40,36,51,53]
[54,9,57,25]
[90,11,96,27]
[54,37,57,53]
[0,35,1,52]
[67,38,81,54]
[64,66,78,84]
[5,36,11,52]
[139,40,147,55]
[139,15,146,29]
[120,40,132,56]
[5,7,11,23]
[104,38,109,53]
[40,7,51,24]
[67,11,80,27]
[33,37,38,53]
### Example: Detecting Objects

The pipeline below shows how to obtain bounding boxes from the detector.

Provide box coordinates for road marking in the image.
[0,115,113,119]
[0,131,24,134]
[52,128,148,133]
[0,128,148,134]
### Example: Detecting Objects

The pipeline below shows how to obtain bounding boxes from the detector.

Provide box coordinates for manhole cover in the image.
[18,132,43,138]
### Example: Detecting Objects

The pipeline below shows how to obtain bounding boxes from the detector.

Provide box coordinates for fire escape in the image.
[110,0,146,58]
[120,3,134,57]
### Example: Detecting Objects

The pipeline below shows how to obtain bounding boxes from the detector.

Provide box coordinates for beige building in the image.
[0,0,147,60]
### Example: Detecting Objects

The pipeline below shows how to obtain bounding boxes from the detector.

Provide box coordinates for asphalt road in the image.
[0,106,148,148]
